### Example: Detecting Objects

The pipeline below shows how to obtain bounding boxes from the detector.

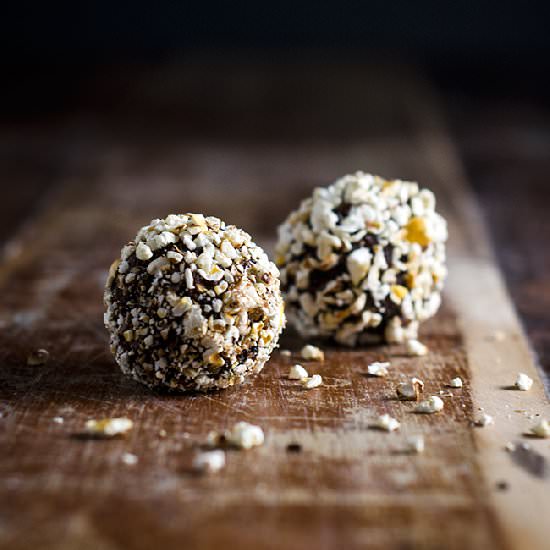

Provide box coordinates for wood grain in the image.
[0,64,549,550]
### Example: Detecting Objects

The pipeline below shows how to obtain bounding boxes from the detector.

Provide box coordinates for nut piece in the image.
[367,361,390,377]
[85,417,134,437]
[396,377,424,401]
[416,396,444,414]
[121,452,138,465]
[449,377,463,388]
[475,413,494,427]
[27,349,50,366]
[288,364,309,380]
[301,345,325,361]
[406,435,425,454]
[406,339,429,357]
[302,374,323,389]
[225,422,264,449]
[515,373,533,391]
[372,413,400,432]
[529,419,550,438]
[192,450,226,473]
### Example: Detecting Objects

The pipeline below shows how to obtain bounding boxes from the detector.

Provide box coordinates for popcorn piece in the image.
[529,419,550,438]
[192,450,226,473]
[136,242,153,260]
[52,416,64,424]
[406,339,429,357]
[406,435,425,454]
[372,413,400,432]
[85,417,133,437]
[301,345,325,361]
[475,414,494,427]
[288,364,309,380]
[367,361,390,377]
[515,373,533,391]
[225,422,265,449]
[302,374,323,389]
[449,377,463,388]
[396,377,424,401]
[416,396,444,414]
[27,348,49,366]
[121,452,138,465]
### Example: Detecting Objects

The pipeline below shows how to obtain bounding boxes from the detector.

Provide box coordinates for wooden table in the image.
[1,62,549,550]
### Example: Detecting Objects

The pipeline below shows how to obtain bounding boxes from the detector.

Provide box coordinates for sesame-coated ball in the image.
[275,172,447,346]
[104,214,285,391]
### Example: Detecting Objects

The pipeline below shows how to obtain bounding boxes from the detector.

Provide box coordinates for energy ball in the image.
[275,172,447,346]
[104,214,285,391]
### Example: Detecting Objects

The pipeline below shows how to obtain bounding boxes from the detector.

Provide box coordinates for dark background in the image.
[1,1,550,384]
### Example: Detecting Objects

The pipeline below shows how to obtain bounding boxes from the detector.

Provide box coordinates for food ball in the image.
[104,214,285,391]
[275,172,447,346]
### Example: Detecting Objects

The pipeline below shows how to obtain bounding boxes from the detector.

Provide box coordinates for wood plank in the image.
[0,64,548,550]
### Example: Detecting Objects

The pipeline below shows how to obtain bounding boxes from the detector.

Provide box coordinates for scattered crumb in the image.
[288,364,309,380]
[302,374,323,389]
[496,480,509,491]
[505,442,517,452]
[27,349,50,366]
[85,417,133,437]
[396,377,424,401]
[475,414,494,427]
[406,435,425,454]
[225,422,265,449]
[529,419,550,438]
[416,396,444,414]
[158,429,167,438]
[491,330,506,342]
[280,350,292,357]
[367,361,390,377]
[286,442,302,453]
[449,377,463,388]
[515,373,533,391]
[192,450,226,473]
[372,414,400,432]
[301,345,325,362]
[52,416,64,424]
[406,339,429,356]
[121,452,138,465]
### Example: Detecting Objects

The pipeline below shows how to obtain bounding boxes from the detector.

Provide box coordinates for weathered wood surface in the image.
[0,64,549,550]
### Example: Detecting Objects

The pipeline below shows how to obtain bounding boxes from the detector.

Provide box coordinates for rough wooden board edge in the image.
[410,74,550,549]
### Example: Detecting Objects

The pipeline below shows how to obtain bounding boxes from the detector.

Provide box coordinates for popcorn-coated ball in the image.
[275,172,447,346]
[104,214,285,391]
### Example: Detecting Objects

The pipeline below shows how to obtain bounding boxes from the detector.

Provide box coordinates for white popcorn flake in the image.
[136,242,153,260]
[372,413,400,432]
[288,364,309,380]
[406,435,425,454]
[406,339,429,356]
[416,396,444,414]
[475,414,494,427]
[367,361,390,377]
[346,247,372,286]
[529,419,550,438]
[515,372,533,391]
[396,377,424,401]
[225,422,265,450]
[121,452,138,466]
[449,377,463,388]
[301,373,323,389]
[85,417,133,437]
[192,450,226,473]
[52,416,64,424]
[301,344,325,361]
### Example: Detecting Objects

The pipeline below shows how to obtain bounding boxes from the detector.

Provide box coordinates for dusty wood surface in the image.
[0,64,549,550]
